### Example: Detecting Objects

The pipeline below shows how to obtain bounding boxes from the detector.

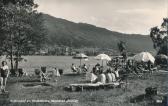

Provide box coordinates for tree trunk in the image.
[15,57,19,72]
[15,41,20,72]
[10,34,15,75]
[10,53,14,70]
[10,33,14,70]
[15,24,21,73]
[15,51,20,73]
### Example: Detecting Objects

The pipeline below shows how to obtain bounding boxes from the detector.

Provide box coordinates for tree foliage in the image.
[117,41,127,60]
[150,18,168,55]
[117,41,126,53]
[0,0,46,74]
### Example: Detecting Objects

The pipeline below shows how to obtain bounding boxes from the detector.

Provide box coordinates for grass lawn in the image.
[3,71,168,106]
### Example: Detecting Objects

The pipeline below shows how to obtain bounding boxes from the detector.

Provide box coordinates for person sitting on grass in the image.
[18,68,24,77]
[114,66,120,80]
[86,69,98,83]
[0,61,9,93]
[55,68,60,77]
[111,71,116,82]
[71,63,77,72]
[133,62,139,74]
[95,63,100,67]
[40,70,47,82]
[133,62,144,77]
[147,61,152,73]
[138,62,145,73]
[92,67,97,75]
[51,68,60,82]
[82,64,88,72]
[126,60,132,73]
[105,67,113,83]
[97,70,106,84]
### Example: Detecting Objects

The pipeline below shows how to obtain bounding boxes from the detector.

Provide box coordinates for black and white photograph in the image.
[0,0,168,106]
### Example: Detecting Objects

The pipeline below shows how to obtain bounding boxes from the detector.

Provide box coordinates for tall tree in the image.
[117,41,127,60]
[0,0,46,75]
[150,18,168,56]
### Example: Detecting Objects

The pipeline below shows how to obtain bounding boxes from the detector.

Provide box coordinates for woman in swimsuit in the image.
[0,61,9,93]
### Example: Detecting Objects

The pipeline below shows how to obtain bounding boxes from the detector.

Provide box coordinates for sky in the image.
[35,0,167,35]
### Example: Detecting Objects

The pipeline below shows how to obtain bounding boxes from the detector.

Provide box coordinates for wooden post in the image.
[81,86,83,91]
[80,59,81,68]
[71,86,76,92]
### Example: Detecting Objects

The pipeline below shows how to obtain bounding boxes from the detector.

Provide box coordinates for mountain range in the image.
[42,13,154,53]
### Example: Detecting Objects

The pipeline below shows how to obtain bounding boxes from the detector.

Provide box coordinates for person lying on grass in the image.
[0,61,9,93]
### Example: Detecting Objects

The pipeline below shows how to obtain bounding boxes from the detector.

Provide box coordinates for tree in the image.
[150,18,168,56]
[0,0,46,75]
[117,41,127,60]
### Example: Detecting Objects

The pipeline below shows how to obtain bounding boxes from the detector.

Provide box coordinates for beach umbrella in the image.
[95,54,111,66]
[133,52,155,64]
[73,53,88,67]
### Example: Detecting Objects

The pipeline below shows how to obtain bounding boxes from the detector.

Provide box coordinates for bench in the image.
[69,82,125,91]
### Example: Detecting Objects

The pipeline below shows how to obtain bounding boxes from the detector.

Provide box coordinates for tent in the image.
[133,52,155,64]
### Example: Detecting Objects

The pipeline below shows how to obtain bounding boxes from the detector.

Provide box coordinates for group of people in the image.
[40,67,61,82]
[87,63,120,84]
[71,63,88,73]
[126,60,153,74]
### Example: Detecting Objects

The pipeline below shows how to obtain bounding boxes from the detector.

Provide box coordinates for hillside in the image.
[42,14,154,53]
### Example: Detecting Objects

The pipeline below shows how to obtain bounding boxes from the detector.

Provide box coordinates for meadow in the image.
[2,56,168,106]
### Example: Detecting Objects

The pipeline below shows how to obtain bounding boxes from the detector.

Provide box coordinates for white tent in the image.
[133,52,155,63]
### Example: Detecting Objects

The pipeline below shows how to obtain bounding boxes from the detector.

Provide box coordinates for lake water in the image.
[15,56,104,74]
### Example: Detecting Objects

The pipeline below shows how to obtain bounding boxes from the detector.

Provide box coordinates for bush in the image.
[10,69,17,76]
